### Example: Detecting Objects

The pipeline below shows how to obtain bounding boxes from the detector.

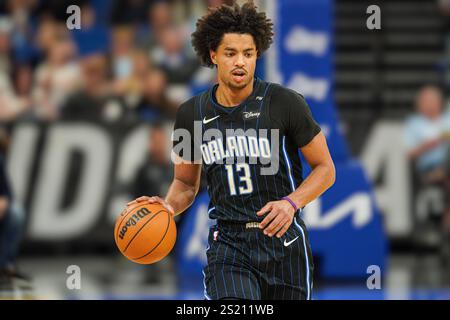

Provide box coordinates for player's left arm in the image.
[257,132,335,237]
[289,132,335,211]
[257,89,335,238]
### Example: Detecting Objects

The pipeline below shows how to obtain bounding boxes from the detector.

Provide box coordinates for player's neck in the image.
[215,77,255,107]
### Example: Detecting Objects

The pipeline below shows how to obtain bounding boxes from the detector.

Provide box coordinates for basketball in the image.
[114,202,177,264]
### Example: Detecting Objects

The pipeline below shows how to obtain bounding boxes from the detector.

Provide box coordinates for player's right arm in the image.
[127,97,202,216]
[165,161,201,216]
[129,161,201,216]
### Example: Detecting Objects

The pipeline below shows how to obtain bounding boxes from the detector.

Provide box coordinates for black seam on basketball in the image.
[115,202,150,243]
[133,211,171,261]
[123,209,166,254]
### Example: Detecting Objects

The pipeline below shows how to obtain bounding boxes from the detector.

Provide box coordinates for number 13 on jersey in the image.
[224,164,254,196]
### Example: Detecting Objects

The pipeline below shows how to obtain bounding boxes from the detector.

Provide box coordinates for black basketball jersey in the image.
[172,78,321,222]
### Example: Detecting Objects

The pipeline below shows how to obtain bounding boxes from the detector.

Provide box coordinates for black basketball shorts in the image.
[202,216,314,300]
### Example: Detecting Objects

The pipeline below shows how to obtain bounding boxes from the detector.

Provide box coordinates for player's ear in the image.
[210,50,217,66]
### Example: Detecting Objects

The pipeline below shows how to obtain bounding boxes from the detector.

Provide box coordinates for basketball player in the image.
[127,1,335,300]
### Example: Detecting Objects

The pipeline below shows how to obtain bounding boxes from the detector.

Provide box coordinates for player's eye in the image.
[245,52,253,58]
[225,52,234,57]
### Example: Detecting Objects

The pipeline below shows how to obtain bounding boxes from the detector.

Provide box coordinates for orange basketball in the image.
[114,202,176,264]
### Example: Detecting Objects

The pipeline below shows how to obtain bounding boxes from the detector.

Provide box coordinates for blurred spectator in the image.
[149,1,173,31]
[0,18,32,123]
[110,0,153,26]
[111,25,135,81]
[70,2,110,57]
[13,64,33,98]
[1,64,34,122]
[0,128,27,285]
[0,17,12,74]
[137,1,210,101]
[136,1,174,60]
[144,1,216,100]
[140,1,174,44]
[1,0,40,64]
[113,49,153,109]
[136,68,178,121]
[60,53,128,123]
[151,25,200,84]
[33,33,80,121]
[405,86,450,236]
[34,19,60,56]
[405,86,450,179]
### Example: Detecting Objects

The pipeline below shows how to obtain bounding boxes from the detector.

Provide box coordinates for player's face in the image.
[210,33,257,90]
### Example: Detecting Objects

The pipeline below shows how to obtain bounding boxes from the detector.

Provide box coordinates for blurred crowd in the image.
[0,0,232,126]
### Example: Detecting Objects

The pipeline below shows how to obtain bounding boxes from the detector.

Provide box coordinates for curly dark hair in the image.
[191,1,274,68]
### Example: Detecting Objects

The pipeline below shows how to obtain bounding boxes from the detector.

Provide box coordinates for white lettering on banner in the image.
[360,122,412,236]
[7,123,39,205]
[303,193,372,229]
[287,73,329,102]
[28,125,112,239]
[285,26,329,56]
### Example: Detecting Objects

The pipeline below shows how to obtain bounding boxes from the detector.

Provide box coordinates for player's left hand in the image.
[257,200,296,238]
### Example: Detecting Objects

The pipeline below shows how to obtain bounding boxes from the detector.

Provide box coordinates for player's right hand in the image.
[127,196,175,217]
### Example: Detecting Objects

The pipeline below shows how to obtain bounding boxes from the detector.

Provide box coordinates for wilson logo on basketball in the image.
[118,207,151,240]
[114,202,177,264]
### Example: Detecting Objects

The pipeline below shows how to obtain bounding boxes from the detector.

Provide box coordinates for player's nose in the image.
[234,54,245,67]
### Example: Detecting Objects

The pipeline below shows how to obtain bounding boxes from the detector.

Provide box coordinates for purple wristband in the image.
[282,196,298,212]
